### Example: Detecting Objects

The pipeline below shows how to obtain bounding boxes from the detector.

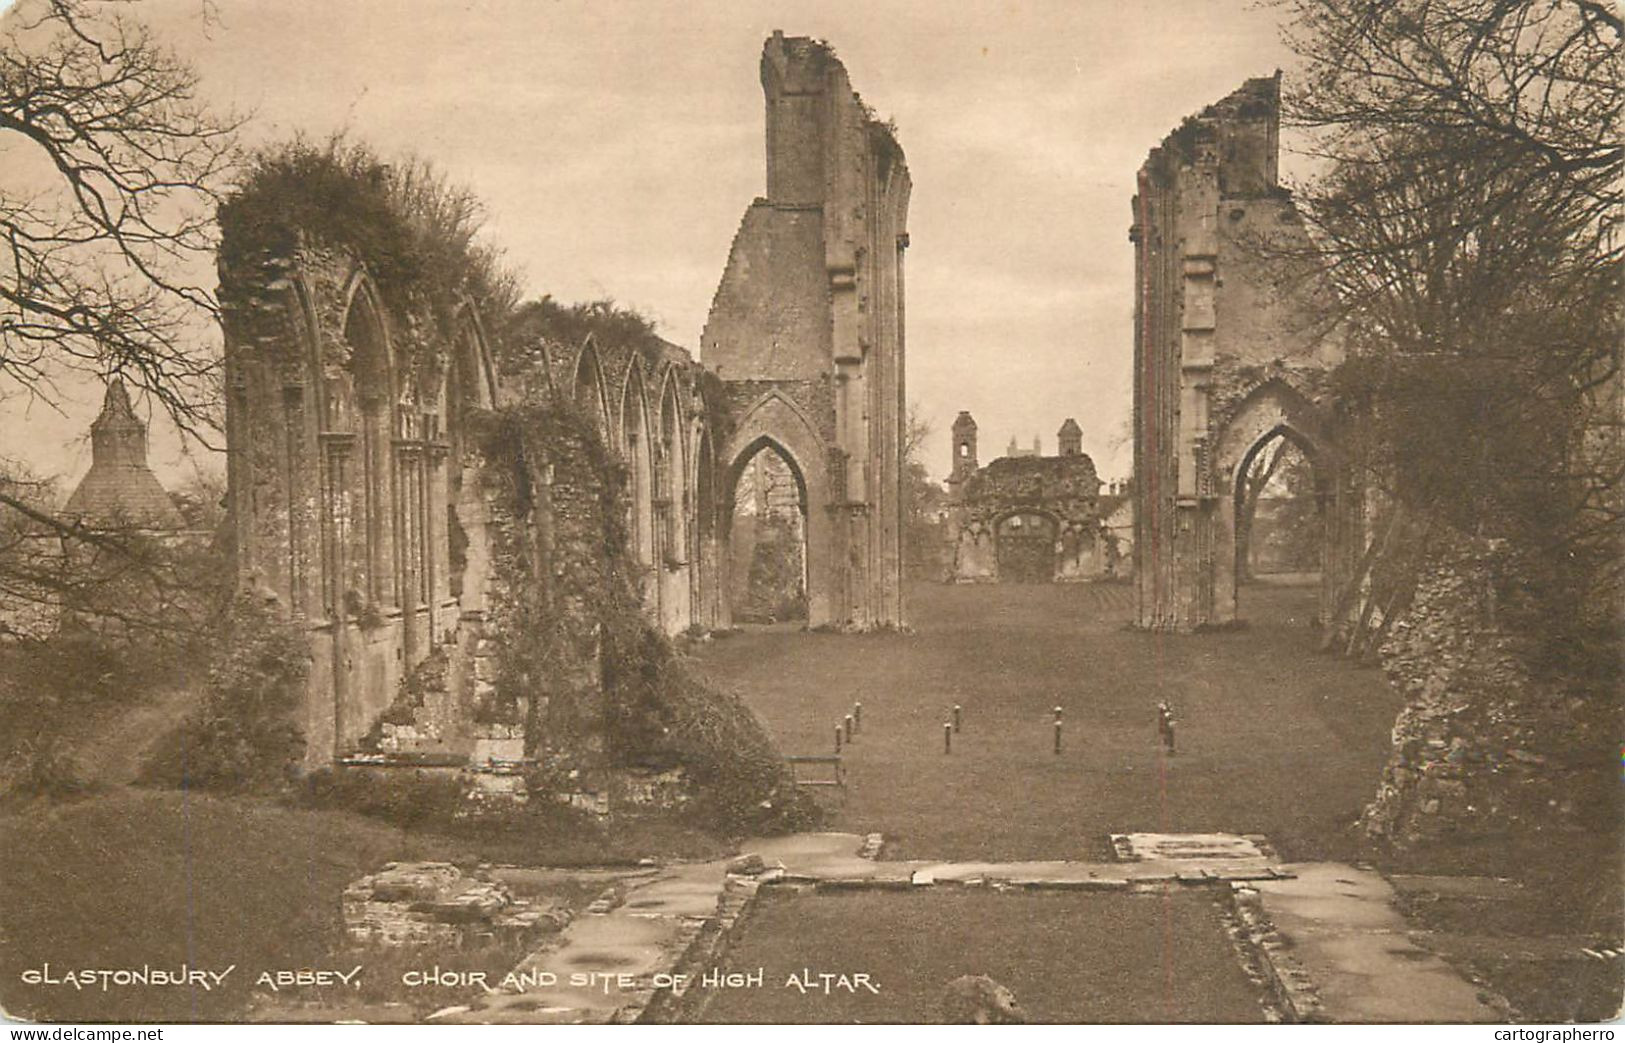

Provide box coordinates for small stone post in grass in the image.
[854,702,863,731]
[1053,705,1064,755]
[1157,701,1176,755]
[845,714,855,744]
[953,704,962,733]
[835,724,843,754]
[944,721,953,755]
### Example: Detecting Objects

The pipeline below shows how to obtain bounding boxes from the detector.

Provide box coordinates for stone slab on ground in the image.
[1112,832,1275,864]
[485,866,658,891]
[739,833,1292,889]
[1248,863,1502,1023]
[443,861,733,1024]
[910,859,1289,888]
[741,832,881,881]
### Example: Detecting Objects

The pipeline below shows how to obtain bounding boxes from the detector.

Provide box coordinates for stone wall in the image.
[945,453,1107,584]
[1130,75,1361,631]
[703,32,911,630]
[1361,537,1608,843]
[219,31,901,788]
[221,243,728,774]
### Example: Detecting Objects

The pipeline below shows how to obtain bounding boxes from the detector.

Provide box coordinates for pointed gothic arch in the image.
[721,389,832,625]
[325,274,398,614]
[619,360,656,611]
[1209,379,1355,627]
[571,338,610,434]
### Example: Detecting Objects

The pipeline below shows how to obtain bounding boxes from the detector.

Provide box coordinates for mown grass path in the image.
[693,581,1405,863]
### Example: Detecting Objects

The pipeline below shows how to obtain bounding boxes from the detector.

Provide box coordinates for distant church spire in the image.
[62,379,183,529]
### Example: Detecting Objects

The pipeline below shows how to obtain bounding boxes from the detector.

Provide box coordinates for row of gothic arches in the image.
[278,267,844,654]
[567,345,829,630]
[567,339,723,633]
[296,272,499,632]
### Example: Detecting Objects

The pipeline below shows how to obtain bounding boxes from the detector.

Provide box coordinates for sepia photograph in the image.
[0,0,1619,1029]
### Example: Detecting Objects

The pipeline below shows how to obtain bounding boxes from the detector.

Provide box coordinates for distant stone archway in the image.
[993,509,1061,583]
[720,390,830,625]
[724,436,809,624]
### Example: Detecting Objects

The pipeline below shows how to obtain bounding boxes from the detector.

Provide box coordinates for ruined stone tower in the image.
[949,411,979,488]
[703,31,911,628]
[1130,74,1359,630]
[1058,418,1082,457]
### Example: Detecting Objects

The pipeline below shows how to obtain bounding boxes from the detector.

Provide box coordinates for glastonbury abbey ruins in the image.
[220,32,909,770]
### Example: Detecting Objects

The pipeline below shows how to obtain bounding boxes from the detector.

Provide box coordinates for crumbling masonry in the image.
[942,414,1112,583]
[1130,74,1361,630]
[702,32,911,629]
[220,33,908,772]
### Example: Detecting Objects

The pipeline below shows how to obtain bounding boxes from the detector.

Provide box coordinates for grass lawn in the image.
[0,789,727,1023]
[692,580,1406,862]
[693,888,1267,1023]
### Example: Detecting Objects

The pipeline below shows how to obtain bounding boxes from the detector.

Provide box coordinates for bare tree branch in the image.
[0,0,241,441]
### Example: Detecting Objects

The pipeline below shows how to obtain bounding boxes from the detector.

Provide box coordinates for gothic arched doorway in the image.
[1232,426,1328,623]
[724,438,809,624]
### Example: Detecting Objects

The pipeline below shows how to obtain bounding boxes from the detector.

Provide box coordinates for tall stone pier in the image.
[1130,74,1360,631]
[703,31,912,629]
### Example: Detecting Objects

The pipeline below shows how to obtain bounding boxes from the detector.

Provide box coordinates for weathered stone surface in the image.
[1242,864,1503,1023]
[445,861,736,1025]
[1361,537,1603,843]
[1131,75,1359,632]
[1111,832,1275,864]
[702,31,910,630]
[343,861,560,948]
[943,431,1110,584]
[219,29,909,790]
[941,975,1026,1024]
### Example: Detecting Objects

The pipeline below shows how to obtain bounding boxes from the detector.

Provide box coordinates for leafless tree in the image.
[0,0,239,617]
[0,0,240,440]
[902,404,946,577]
[1278,0,1623,631]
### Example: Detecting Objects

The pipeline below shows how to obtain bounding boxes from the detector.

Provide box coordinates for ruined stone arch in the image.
[691,422,718,540]
[325,271,399,614]
[657,369,688,552]
[262,272,328,621]
[571,338,610,434]
[652,368,690,633]
[618,358,657,609]
[447,302,499,413]
[1213,379,1334,485]
[687,421,723,631]
[443,307,499,615]
[722,389,832,625]
[1210,378,1355,626]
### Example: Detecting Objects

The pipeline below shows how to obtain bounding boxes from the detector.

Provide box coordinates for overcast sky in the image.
[2,0,1300,491]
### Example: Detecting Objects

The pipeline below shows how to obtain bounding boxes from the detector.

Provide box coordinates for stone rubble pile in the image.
[343,861,570,947]
[1363,542,1598,843]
